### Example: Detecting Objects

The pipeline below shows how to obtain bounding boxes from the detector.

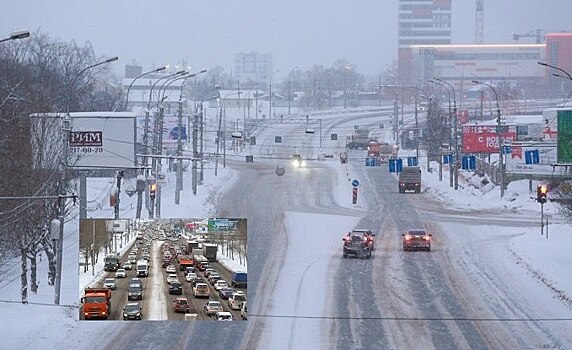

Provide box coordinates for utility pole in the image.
[199,104,205,185]
[192,113,199,195]
[114,170,123,219]
[215,105,222,176]
[175,99,183,204]
[156,106,164,218]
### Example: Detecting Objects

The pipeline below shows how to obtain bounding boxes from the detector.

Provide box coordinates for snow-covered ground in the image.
[1,107,571,349]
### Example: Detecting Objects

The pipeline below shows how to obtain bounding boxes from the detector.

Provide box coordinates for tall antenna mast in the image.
[475,0,484,44]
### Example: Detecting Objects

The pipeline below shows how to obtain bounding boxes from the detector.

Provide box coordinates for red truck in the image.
[81,288,112,320]
[178,256,194,271]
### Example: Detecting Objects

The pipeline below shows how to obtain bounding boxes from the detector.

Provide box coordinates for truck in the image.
[104,253,120,271]
[82,288,112,320]
[231,271,247,288]
[346,128,370,149]
[178,255,194,271]
[136,259,149,277]
[193,255,209,270]
[202,243,218,261]
[187,241,199,254]
[398,166,421,193]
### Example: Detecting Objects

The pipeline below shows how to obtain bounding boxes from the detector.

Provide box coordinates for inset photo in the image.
[79,218,247,321]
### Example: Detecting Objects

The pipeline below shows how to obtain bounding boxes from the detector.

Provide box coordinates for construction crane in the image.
[512,29,544,44]
[475,0,484,44]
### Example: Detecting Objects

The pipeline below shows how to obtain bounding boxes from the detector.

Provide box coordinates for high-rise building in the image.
[397,0,452,84]
[235,52,272,87]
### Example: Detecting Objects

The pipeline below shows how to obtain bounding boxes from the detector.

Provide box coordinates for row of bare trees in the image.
[0,30,121,303]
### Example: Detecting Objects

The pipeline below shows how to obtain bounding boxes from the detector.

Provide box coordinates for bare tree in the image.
[0,30,117,302]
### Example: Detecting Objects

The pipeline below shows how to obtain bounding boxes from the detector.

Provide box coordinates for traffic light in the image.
[150,183,157,200]
[537,184,548,204]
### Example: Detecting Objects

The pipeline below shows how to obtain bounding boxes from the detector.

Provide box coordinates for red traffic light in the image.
[536,184,548,204]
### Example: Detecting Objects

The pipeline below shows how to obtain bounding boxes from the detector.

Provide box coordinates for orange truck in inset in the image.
[81,288,112,320]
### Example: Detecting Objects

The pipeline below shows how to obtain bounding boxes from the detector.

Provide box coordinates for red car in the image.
[173,297,190,313]
[402,229,432,251]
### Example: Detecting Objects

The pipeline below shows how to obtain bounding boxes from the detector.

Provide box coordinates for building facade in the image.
[398,0,452,84]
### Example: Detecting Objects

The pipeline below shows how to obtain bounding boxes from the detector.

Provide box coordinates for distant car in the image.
[166,265,177,273]
[402,229,432,251]
[184,266,195,274]
[204,268,215,278]
[214,311,234,321]
[351,229,376,250]
[130,277,143,289]
[214,280,229,291]
[142,252,151,261]
[185,273,198,282]
[162,259,171,268]
[228,291,246,310]
[115,268,127,278]
[342,232,372,259]
[129,255,137,264]
[241,301,247,320]
[122,302,142,320]
[103,278,116,290]
[208,273,221,285]
[169,281,183,295]
[167,274,179,284]
[197,262,209,271]
[191,278,207,288]
[123,262,133,270]
[218,287,235,300]
[128,284,143,301]
[193,283,210,298]
[203,301,224,316]
[173,297,190,313]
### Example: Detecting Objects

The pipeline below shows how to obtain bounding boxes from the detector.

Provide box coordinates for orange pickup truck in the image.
[81,288,112,320]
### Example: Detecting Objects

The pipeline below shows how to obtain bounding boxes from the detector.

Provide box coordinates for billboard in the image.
[136,114,189,151]
[505,143,565,175]
[462,124,517,153]
[557,109,572,163]
[31,112,137,169]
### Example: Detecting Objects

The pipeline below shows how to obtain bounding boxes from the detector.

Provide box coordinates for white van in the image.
[136,259,149,277]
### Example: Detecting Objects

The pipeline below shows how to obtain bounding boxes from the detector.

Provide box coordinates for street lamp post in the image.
[0,30,30,44]
[56,56,118,305]
[125,65,167,111]
[433,77,459,190]
[269,69,279,118]
[473,80,504,198]
[196,86,221,185]
[215,90,242,175]
[428,79,452,183]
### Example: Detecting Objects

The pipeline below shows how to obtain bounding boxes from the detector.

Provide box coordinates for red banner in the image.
[462,124,517,153]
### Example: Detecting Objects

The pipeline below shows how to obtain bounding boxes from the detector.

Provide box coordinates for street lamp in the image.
[433,77,459,190]
[269,69,279,118]
[288,66,298,115]
[0,30,30,44]
[538,61,572,80]
[472,80,504,198]
[56,56,118,305]
[216,90,242,175]
[125,65,167,110]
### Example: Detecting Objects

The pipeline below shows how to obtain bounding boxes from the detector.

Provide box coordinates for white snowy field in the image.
[1,107,572,349]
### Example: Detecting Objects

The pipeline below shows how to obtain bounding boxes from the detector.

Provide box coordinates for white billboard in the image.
[505,142,566,175]
[136,114,189,152]
[30,112,137,169]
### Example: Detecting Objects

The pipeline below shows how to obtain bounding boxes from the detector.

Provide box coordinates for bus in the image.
[104,254,119,271]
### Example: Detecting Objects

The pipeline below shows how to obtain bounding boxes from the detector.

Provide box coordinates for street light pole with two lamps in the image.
[56,56,118,305]
[472,80,504,198]
[269,69,279,118]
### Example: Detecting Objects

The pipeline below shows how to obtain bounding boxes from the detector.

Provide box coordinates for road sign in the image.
[525,150,540,164]
[443,154,453,164]
[389,158,403,173]
[461,155,476,170]
[351,179,359,187]
[407,157,418,166]
[352,187,358,204]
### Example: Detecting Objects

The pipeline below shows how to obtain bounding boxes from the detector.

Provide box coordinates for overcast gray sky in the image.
[2,1,572,79]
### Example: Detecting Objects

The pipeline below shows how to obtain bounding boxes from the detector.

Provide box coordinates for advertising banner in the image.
[505,143,565,175]
[462,124,517,153]
[557,109,572,163]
